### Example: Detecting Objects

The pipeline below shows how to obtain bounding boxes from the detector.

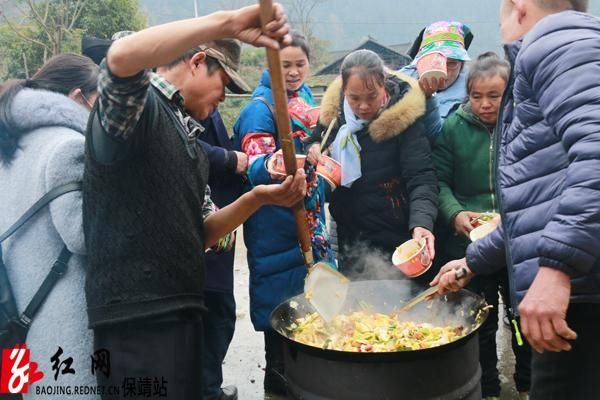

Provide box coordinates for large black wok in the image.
[271,279,490,400]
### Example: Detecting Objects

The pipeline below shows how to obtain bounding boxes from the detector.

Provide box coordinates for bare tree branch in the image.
[22,52,29,78]
[68,0,87,30]
[0,9,50,51]
[23,0,54,47]
[25,0,48,27]
[42,0,49,22]
[10,0,87,56]
[286,0,325,39]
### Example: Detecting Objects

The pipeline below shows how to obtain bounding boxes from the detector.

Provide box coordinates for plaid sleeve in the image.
[202,185,235,253]
[97,59,150,141]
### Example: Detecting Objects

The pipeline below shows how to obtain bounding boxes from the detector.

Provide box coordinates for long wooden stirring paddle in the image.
[258,0,349,321]
[258,0,314,268]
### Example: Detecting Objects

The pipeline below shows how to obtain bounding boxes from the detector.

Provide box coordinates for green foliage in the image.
[0,0,148,79]
[0,23,49,79]
[238,46,266,95]
[216,47,265,132]
[308,35,331,71]
[241,47,266,68]
[62,28,85,53]
[219,97,250,133]
[78,0,147,39]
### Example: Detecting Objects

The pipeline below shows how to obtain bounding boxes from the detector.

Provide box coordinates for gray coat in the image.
[0,89,98,397]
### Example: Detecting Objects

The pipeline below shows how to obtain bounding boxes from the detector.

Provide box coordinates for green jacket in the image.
[432,104,497,259]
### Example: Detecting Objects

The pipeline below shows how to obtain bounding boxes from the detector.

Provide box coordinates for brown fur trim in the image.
[369,71,426,143]
[318,76,342,127]
[317,71,426,143]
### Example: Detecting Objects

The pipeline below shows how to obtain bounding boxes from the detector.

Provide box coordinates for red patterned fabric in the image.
[241,132,276,164]
[288,94,320,139]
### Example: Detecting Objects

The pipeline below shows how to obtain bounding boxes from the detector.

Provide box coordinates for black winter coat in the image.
[311,73,438,271]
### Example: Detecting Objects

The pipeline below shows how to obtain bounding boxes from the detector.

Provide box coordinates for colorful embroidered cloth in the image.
[240,90,332,263]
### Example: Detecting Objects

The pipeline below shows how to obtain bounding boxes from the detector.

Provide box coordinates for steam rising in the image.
[337,240,407,281]
[333,241,487,327]
[271,240,490,343]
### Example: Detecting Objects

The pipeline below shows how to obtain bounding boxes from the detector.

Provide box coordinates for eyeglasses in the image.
[447,60,462,71]
[80,92,94,110]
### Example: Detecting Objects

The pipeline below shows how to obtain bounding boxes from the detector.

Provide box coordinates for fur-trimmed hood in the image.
[10,88,89,135]
[319,71,426,143]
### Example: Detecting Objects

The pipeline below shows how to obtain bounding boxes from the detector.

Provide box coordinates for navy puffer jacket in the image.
[466,11,600,309]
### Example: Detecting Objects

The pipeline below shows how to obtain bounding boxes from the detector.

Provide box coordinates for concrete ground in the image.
[221,230,523,400]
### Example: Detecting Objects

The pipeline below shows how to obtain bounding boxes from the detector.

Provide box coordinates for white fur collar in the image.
[11,88,89,134]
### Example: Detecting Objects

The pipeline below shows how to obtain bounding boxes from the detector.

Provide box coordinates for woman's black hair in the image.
[283,31,311,62]
[466,51,511,93]
[340,49,386,91]
[0,53,99,164]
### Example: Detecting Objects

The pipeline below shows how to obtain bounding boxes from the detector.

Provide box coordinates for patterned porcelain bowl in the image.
[392,238,432,278]
[316,155,342,188]
[416,51,448,82]
[269,152,307,177]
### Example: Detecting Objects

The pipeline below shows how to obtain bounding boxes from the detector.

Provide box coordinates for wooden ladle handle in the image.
[258,0,314,268]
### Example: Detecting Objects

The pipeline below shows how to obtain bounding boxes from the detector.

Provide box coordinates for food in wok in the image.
[288,311,466,352]
[273,280,492,355]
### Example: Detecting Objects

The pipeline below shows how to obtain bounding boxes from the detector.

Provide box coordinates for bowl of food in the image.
[469,223,497,242]
[316,155,342,188]
[392,238,432,278]
[469,213,500,241]
[268,152,307,177]
[470,212,499,229]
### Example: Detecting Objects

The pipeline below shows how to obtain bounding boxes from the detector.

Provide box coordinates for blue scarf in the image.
[330,98,367,188]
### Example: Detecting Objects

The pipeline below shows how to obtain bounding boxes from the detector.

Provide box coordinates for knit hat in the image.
[81,31,135,66]
[408,21,473,62]
[81,36,112,65]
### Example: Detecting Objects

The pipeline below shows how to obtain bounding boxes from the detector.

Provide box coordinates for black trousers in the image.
[202,291,236,400]
[93,310,204,400]
[530,303,600,400]
[264,330,284,373]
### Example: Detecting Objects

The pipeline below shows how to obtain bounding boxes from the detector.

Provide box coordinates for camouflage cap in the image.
[199,39,251,94]
[111,31,136,40]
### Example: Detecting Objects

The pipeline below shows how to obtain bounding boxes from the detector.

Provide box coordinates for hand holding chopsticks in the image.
[430,259,474,295]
